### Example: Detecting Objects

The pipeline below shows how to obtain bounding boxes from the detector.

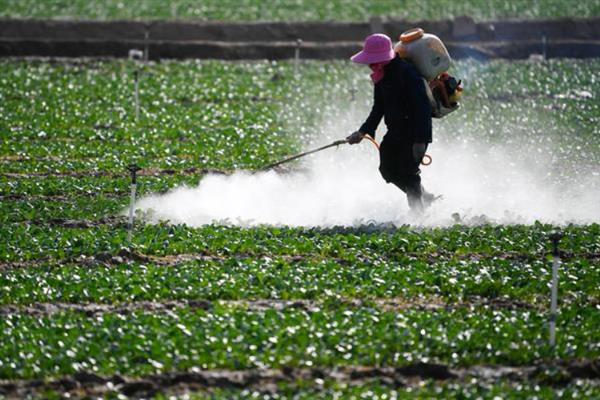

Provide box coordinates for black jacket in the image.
[359,56,432,143]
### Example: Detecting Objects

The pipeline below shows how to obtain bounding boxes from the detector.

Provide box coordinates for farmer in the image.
[346,33,435,212]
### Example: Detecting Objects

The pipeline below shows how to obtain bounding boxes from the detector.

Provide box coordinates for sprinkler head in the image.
[549,231,563,256]
[127,164,142,184]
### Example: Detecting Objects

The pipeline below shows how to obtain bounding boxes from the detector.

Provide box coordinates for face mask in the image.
[369,61,390,84]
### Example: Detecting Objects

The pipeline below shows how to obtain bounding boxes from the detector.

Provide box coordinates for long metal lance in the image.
[259,139,347,172]
[258,135,429,172]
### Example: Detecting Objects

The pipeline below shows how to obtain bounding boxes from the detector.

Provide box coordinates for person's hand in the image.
[413,142,428,163]
[346,131,365,144]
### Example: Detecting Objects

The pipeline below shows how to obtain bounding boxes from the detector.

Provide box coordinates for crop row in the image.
[178,381,600,400]
[1,254,598,305]
[0,196,128,223]
[2,222,599,262]
[1,174,202,224]
[1,0,598,21]
[1,305,598,379]
[1,174,199,200]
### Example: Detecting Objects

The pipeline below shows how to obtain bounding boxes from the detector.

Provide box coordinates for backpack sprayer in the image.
[395,27,463,117]
[260,28,458,172]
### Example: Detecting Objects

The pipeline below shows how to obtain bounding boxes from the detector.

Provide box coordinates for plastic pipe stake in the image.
[128,49,143,122]
[542,34,547,60]
[294,39,302,77]
[144,29,150,62]
[134,70,140,121]
[549,232,562,347]
[127,164,141,242]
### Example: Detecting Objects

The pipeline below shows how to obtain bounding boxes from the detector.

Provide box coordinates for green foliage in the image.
[178,381,600,400]
[0,60,319,173]
[1,58,599,398]
[2,255,599,305]
[1,305,599,379]
[0,0,598,21]
[2,223,599,262]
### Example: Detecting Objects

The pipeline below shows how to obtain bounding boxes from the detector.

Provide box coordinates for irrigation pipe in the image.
[549,232,562,347]
[128,49,144,122]
[127,164,141,242]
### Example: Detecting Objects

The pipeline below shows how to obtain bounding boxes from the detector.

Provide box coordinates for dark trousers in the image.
[378,135,424,209]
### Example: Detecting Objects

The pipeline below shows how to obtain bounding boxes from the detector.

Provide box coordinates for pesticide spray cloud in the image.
[135,133,599,227]
[135,63,599,227]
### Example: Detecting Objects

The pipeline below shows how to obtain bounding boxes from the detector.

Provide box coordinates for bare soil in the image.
[0,296,545,318]
[1,167,229,179]
[1,244,597,271]
[1,360,598,398]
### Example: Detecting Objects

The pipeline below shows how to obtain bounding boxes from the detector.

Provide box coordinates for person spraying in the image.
[347,31,461,212]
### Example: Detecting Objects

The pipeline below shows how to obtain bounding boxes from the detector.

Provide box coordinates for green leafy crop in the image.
[1,58,598,398]
[0,0,598,21]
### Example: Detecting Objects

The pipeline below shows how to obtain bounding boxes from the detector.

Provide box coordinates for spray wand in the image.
[259,134,431,172]
[259,139,348,171]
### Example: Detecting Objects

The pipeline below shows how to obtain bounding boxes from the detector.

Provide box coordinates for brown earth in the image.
[0,167,229,179]
[0,295,540,317]
[1,242,597,272]
[1,360,598,398]
[0,193,123,201]
[1,242,596,272]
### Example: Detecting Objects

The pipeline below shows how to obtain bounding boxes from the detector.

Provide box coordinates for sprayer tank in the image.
[394,28,451,81]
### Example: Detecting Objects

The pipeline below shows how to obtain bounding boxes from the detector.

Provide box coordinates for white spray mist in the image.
[135,64,599,227]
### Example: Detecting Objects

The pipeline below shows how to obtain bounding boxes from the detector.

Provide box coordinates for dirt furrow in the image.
[0,295,540,317]
[5,216,128,229]
[0,193,123,201]
[1,246,597,272]
[0,250,313,271]
[40,216,127,228]
[0,155,64,162]
[1,167,230,179]
[1,361,598,398]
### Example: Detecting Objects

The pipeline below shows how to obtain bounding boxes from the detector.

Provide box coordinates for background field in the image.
[1,0,599,21]
[1,56,599,397]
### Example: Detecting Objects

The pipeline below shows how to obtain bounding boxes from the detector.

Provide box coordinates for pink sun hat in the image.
[351,33,395,64]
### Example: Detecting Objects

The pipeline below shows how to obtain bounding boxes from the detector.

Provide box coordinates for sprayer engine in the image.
[395,27,463,118]
[428,72,463,117]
